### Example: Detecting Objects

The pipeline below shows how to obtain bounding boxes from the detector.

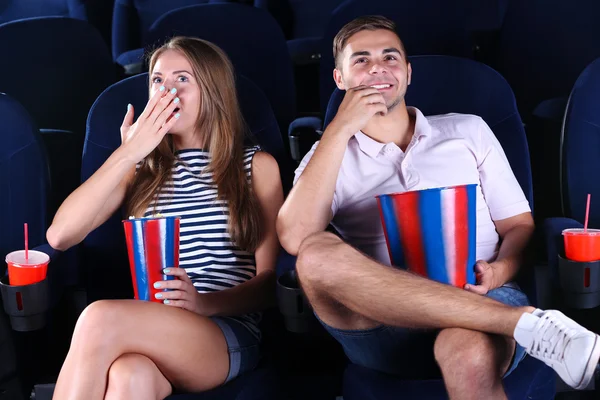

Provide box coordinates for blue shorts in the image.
[211,317,261,383]
[318,285,530,379]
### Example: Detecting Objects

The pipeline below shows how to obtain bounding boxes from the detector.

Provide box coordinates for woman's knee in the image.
[106,354,172,400]
[70,300,123,351]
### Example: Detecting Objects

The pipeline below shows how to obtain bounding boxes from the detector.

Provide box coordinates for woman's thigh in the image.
[76,299,229,392]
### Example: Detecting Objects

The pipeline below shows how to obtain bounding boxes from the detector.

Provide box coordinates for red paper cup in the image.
[6,250,49,286]
[562,228,600,262]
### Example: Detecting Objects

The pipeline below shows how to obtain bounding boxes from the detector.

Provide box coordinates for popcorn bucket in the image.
[376,185,477,287]
[122,216,180,302]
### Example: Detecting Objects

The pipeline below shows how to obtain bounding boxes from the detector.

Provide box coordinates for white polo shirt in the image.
[294,107,531,266]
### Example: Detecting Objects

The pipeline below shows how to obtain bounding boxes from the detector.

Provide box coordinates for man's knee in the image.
[296,232,342,288]
[107,354,169,400]
[434,329,500,383]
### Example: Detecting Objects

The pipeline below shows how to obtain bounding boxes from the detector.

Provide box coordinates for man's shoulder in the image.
[425,112,485,139]
[426,112,484,127]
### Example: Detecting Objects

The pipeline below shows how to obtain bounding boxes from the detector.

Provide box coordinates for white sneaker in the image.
[513,310,600,390]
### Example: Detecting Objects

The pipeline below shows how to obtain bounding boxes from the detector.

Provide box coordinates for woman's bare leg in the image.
[52,300,229,400]
[104,354,172,400]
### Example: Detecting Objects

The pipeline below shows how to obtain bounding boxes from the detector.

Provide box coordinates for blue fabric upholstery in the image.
[115,48,146,67]
[318,0,476,113]
[321,55,555,399]
[464,0,508,31]
[493,0,600,121]
[111,0,239,62]
[544,57,600,290]
[343,354,556,400]
[560,57,600,225]
[146,3,296,138]
[0,0,87,24]
[165,366,282,400]
[0,93,49,278]
[255,0,344,40]
[286,37,322,63]
[0,17,114,135]
[255,0,344,61]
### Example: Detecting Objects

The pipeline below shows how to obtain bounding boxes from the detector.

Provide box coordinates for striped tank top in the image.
[144,146,262,339]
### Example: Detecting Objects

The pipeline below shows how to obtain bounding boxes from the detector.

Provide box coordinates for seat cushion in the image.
[342,355,556,400]
[166,366,283,400]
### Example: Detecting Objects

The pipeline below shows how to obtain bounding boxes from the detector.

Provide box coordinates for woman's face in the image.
[150,49,201,136]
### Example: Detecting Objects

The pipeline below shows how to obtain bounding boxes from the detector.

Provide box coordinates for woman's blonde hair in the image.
[125,37,263,252]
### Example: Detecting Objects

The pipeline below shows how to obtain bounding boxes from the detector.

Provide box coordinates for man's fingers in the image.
[464,283,488,295]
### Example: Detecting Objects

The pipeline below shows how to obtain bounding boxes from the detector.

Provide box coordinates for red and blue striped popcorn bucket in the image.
[376,184,477,288]
[122,216,180,302]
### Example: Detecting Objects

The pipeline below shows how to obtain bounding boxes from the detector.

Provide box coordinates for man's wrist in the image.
[489,259,511,288]
[324,118,357,141]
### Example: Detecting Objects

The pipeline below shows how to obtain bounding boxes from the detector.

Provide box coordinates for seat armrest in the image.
[288,116,322,162]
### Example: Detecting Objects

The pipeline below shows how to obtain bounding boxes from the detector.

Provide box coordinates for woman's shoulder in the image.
[250,149,279,176]
[243,145,262,158]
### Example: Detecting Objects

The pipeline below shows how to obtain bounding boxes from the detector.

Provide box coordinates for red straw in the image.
[584,194,591,232]
[24,223,28,260]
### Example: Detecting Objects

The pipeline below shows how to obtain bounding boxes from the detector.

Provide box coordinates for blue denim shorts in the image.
[318,285,530,379]
[211,317,261,383]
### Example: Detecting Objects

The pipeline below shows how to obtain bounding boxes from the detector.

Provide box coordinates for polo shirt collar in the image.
[353,107,431,158]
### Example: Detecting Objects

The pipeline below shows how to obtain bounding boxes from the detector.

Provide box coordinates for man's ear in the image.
[333,68,345,90]
[407,62,412,86]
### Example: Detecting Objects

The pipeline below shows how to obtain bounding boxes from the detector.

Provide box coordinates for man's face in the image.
[334,29,412,112]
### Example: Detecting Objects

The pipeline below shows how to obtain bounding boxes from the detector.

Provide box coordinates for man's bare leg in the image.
[434,328,514,400]
[296,231,532,336]
[296,231,600,391]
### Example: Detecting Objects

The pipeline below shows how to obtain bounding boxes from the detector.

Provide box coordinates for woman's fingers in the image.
[149,87,178,126]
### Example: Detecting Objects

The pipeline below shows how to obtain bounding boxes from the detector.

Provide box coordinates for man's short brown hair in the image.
[333,15,406,69]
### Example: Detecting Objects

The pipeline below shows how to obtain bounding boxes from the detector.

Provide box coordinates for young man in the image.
[277,15,600,399]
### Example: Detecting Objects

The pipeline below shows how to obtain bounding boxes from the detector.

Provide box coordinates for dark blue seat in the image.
[0,16,116,217]
[112,0,240,67]
[0,17,114,134]
[318,0,476,113]
[493,0,600,122]
[255,0,345,64]
[343,355,555,400]
[493,1,600,229]
[146,3,296,145]
[322,55,556,400]
[0,93,49,279]
[545,57,600,287]
[0,93,65,399]
[0,0,87,25]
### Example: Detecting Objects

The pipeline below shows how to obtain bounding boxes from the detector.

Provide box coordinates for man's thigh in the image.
[314,283,531,379]
[316,311,440,378]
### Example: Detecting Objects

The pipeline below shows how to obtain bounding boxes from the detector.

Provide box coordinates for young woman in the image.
[47,37,283,400]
